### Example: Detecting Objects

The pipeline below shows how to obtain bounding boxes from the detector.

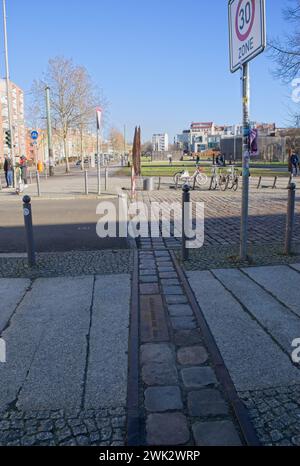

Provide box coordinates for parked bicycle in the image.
[210,166,239,191]
[173,166,208,188]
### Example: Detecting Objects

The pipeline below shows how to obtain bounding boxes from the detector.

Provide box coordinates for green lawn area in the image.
[115,163,290,178]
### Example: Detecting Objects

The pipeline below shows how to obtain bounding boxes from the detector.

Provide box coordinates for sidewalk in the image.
[0,272,131,446]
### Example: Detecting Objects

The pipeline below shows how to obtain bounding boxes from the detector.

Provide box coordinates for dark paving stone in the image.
[192,420,242,446]
[142,363,178,386]
[171,317,197,330]
[163,286,183,295]
[145,386,183,412]
[174,329,203,346]
[146,413,190,445]
[168,304,193,317]
[140,275,158,284]
[157,267,175,273]
[140,295,169,343]
[159,272,178,280]
[140,269,156,276]
[177,346,208,366]
[154,251,170,258]
[141,343,174,366]
[161,279,180,286]
[140,283,160,295]
[165,295,188,304]
[181,367,217,388]
[188,390,229,417]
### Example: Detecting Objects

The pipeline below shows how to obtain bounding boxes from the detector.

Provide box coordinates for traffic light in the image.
[5,130,11,149]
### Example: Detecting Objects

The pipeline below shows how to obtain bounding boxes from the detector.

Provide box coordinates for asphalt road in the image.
[0,198,129,253]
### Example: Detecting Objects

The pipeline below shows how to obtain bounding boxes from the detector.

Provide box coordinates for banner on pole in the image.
[96,107,102,130]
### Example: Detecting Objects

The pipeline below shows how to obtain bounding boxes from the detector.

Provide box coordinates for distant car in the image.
[76,159,89,167]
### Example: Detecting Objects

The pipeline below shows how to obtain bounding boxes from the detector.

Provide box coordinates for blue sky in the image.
[3,0,295,141]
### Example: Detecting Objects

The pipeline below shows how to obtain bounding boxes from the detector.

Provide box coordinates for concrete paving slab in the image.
[16,276,94,410]
[290,263,300,273]
[213,269,300,355]
[242,266,300,318]
[84,274,130,408]
[0,279,30,332]
[0,277,92,410]
[187,271,300,391]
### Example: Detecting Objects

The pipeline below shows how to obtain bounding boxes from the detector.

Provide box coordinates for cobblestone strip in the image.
[138,245,243,446]
[0,408,126,446]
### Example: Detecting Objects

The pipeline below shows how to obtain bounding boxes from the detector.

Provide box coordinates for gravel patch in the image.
[0,250,134,278]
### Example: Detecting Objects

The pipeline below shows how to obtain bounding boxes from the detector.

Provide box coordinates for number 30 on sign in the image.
[228,0,266,73]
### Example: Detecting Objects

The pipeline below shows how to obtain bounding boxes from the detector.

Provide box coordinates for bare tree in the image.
[269,0,300,82]
[109,127,125,153]
[31,56,106,172]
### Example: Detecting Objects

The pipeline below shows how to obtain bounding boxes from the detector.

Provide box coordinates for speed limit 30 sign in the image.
[229,0,266,73]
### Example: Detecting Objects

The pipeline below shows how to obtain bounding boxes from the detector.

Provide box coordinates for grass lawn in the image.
[114,163,291,178]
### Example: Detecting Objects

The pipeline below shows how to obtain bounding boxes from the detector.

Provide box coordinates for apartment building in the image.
[152,133,169,152]
[0,79,26,164]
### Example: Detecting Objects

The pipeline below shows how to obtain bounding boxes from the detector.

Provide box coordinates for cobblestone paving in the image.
[0,408,126,446]
[138,242,243,446]
[0,250,133,278]
[139,189,300,248]
[240,386,300,446]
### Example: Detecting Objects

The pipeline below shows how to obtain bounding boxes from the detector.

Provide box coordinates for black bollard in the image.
[182,183,190,261]
[23,195,36,267]
[284,182,296,255]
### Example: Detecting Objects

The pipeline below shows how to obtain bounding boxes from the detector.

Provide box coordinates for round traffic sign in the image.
[31,130,39,140]
[235,0,255,42]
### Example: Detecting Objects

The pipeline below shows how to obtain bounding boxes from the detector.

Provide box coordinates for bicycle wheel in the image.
[232,177,239,192]
[219,175,227,191]
[173,172,182,185]
[196,173,208,186]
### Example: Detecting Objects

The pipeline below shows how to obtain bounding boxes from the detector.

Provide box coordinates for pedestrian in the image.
[167,153,173,166]
[4,156,13,187]
[196,154,200,165]
[290,151,299,176]
[20,155,28,187]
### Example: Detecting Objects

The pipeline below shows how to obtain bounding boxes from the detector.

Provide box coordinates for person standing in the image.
[4,156,13,187]
[20,155,28,187]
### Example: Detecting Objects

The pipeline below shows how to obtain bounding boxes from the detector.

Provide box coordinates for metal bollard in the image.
[192,176,197,191]
[97,155,101,195]
[158,176,161,191]
[284,182,296,255]
[182,183,190,261]
[85,170,89,195]
[105,167,108,191]
[257,176,262,189]
[23,196,36,267]
[36,171,41,197]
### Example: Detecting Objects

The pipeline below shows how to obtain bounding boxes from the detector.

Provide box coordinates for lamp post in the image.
[2,0,16,186]
[45,86,54,176]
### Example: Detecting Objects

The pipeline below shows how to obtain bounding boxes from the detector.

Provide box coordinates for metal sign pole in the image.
[240,62,250,260]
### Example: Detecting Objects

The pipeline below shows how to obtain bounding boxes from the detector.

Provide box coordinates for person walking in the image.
[4,156,13,187]
[20,155,28,188]
[291,151,299,176]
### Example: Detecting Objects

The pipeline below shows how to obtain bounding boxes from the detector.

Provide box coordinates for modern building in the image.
[152,133,169,152]
[0,79,26,164]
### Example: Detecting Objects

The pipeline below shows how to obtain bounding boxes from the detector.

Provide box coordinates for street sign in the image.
[31,130,39,140]
[229,0,266,73]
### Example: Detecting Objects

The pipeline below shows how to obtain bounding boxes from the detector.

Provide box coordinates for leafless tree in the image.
[269,0,300,82]
[109,127,125,153]
[31,56,106,172]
